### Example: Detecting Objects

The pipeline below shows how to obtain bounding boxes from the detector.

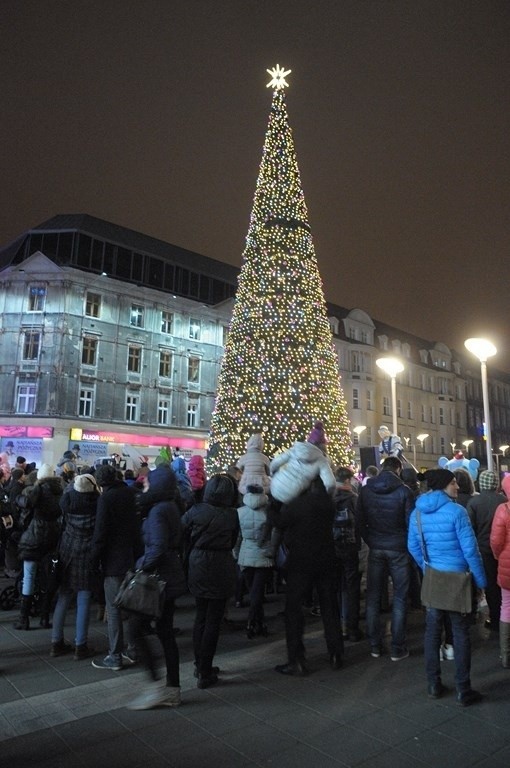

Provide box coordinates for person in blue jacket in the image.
[408,468,487,707]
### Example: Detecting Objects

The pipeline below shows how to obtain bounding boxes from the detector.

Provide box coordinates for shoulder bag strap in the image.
[415,508,430,566]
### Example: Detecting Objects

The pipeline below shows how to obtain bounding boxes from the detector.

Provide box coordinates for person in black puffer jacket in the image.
[181,474,240,689]
[127,464,187,710]
[14,464,63,630]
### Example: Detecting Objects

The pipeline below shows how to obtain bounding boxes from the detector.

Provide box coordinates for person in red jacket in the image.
[490,474,510,668]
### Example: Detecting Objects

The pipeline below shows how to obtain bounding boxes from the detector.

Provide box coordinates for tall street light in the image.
[376,357,405,438]
[465,337,497,472]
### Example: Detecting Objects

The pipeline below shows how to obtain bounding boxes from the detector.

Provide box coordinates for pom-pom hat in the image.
[307,421,326,446]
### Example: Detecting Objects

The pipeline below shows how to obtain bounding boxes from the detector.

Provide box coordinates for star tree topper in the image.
[266,64,291,90]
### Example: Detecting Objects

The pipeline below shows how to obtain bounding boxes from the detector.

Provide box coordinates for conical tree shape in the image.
[208,74,353,470]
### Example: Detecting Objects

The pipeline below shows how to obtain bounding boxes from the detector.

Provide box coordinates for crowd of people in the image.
[1,429,509,711]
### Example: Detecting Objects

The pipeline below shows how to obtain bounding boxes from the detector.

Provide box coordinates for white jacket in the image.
[270,441,336,504]
[236,490,275,568]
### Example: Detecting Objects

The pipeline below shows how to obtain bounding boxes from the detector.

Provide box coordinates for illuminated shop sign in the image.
[0,426,54,438]
[70,428,206,450]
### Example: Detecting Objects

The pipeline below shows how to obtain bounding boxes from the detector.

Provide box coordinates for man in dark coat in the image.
[467,470,507,632]
[90,464,142,671]
[356,456,414,661]
[271,476,344,676]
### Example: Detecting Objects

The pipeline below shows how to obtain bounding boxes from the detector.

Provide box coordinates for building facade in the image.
[0,215,509,472]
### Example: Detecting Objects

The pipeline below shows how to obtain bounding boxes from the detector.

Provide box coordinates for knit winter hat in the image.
[420,469,455,491]
[37,463,55,480]
[478,470,499,491]
[307,421,327,446]
[74,474,99,493]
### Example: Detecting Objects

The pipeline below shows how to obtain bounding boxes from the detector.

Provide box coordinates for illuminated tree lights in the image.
[208,69,353,471]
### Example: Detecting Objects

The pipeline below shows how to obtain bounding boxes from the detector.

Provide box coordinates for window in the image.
[128,345,141,373]
[126,394,139,422]
[159,349,173,378]
[366,390,372,411]
[130,304,144,328]
[352,388,359,409]
[222,326,229,347]
[161,311,173,334]
[407,401,413,420]
[421,404,426,422]
[78,388,94,417]
[158,398,170,425]
[430,406,435,424]
[28,285,46,312]
[189,318,201,340]
[352,431,360,446]
[16,383,36,413]
[187,397,199,427]
[397,399,402,418]
[85,292,101,318]
[82,337,98,366]
[439,407,445,425]
[188,356,200,383]
[383,396,390,416]
[22,330,41,360]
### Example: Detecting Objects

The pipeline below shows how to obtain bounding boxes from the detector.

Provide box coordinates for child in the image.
[270,422,336,505]
[236,434,271,496]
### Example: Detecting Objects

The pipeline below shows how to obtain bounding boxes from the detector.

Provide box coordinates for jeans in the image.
[284,565,343,663]
[365,549,410,654]
[103,575,136,664]
[52,588,92,646]
[193,597,227,675]
[424,607,472,693]
[334,547,361,633]
[129,598,180,686]
[243,567,269,624]
[21,560,38,596]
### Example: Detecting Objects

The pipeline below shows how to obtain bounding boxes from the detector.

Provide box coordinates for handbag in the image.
[113,569,167,619]
[416,510,472,614]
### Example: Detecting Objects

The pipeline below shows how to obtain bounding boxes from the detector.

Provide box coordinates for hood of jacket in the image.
[203,474,238,507]
[501,475,510,499]
[171,456,186,473]
[415,489,452,514]
[242,490,268,510]
[289,441,326,464]
[188,455,205,471]
[145,464,177,500]
[366,470,404,495]
[246,433,264,452]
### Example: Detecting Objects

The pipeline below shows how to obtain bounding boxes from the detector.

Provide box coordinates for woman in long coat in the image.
[50,473,100,659]
[14,464,63,630]
[182,474,240,689]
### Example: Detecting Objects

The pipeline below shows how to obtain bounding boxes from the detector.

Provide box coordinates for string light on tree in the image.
[208,66,354,471]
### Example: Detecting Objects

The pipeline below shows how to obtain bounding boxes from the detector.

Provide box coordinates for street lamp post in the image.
[376,357,405,438]
[465,338,497,472]
[416,433,429,465]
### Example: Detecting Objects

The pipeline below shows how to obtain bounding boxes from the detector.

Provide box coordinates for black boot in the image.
[246,622,257,639]
[256,620,268,637]
[13,596,32,630]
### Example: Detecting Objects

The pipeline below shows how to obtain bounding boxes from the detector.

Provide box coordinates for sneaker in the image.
[127,682,181,710]
[391,649,410,662]
[50,640,73,657]
[121,651,138,665]
[370,647,381,658]
[441,644,455,661]
[92,655,123,671]
[74,643,96,661]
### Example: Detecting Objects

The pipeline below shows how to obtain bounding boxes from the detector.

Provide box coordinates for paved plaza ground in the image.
[0,573,509,768]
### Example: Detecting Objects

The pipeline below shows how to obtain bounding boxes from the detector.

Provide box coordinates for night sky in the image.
[2,1,509,370]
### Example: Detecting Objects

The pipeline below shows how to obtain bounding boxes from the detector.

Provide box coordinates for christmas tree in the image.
[208,65,353,470]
